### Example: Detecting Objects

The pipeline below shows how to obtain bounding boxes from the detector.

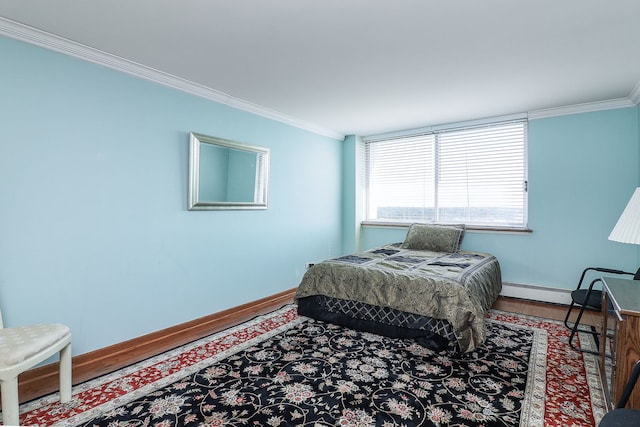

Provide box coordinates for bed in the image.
[295,224,502,353]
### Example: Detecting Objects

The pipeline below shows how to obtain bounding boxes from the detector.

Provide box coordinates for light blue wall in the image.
[0,36,343,355]
[341,135,361,254]
[359,106,640,289]
[2,34,639,358]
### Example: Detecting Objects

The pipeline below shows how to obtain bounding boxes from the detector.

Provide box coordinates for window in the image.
[364,120,527,228]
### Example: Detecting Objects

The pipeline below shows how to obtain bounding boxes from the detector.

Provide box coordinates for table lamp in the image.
[608,187,640,280]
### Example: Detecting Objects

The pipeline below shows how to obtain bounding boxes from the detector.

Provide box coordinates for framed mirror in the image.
[188,132,270,210]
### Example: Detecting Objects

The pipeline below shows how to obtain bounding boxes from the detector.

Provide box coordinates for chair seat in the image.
[571,288,603,311]
[599,408,640,426]
[0,323,71,368]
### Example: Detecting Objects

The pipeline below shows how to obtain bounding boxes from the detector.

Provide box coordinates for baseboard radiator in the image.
[16,288,297,404]
[500,281,572,305]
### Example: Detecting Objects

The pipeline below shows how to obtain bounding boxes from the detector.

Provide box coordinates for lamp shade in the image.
[609,187,640,244]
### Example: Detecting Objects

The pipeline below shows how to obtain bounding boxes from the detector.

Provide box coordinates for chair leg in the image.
[564,301,577,329]
[1,377,20,426]
[568,302,600,355]
[59,342,72,402]
[564,300,596,333]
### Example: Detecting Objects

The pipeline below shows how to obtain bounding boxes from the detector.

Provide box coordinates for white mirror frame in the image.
[188,132,270,210]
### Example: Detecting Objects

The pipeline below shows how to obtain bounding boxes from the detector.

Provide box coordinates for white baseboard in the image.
[500,282,572,305]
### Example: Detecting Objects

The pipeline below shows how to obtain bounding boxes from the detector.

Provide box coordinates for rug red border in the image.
[16,306,605,426]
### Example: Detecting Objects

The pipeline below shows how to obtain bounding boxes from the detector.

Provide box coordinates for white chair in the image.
[0,309,72,426]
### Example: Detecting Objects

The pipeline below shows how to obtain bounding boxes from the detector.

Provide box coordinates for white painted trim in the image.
[500,282,572,305]
[527,98,636,120]
[630,81,640,105]
[0,17,345,141]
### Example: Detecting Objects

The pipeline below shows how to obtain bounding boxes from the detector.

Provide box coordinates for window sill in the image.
[361,221,533,234]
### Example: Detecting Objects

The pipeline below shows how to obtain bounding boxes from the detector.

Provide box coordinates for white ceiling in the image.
[1,1,639,140]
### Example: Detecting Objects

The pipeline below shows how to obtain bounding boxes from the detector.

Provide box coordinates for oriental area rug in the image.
[15,305,605,427]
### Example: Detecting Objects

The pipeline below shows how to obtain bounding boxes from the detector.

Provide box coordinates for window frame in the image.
[362,118,529,231]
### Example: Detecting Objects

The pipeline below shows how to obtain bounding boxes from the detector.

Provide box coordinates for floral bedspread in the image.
[295,243,502,352]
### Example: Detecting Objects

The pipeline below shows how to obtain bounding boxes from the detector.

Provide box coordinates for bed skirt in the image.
[296,295,458,351]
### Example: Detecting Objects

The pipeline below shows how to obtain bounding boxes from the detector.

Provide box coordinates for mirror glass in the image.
[188,132,270,210]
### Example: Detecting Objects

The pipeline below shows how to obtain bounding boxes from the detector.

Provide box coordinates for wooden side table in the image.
[600,277,640,409]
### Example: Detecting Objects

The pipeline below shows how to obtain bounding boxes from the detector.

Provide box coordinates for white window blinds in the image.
[365,120,527,228]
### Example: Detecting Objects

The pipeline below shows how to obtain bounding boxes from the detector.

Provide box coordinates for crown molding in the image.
[630,80,640,106]
[1,16,637,138]
[0,17,345,141]
[527,97,636,120]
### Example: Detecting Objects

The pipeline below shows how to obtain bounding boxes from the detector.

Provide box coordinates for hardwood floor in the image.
[18,292,591,405]
[492,295,600,326]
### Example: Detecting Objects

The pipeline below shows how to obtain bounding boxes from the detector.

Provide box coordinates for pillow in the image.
[401,223,465,252]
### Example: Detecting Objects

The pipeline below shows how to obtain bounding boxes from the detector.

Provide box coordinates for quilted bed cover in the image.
[295,243,502,353]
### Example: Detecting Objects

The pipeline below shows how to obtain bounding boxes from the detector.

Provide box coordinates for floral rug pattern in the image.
[488,311,605,427]
[15,305,604,427]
